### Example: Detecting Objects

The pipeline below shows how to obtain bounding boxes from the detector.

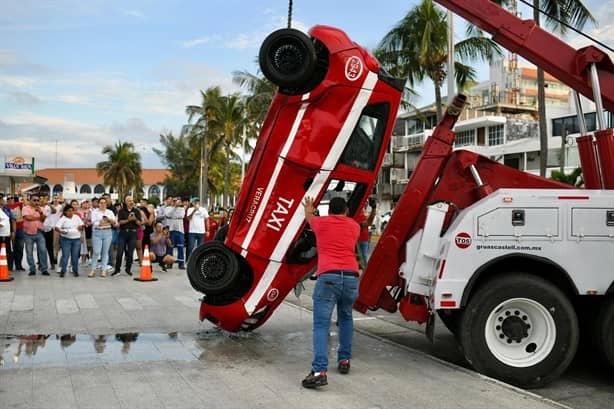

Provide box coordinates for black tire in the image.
[460,273,578,388]
[595,296,614,369]
[187,242,240,295]
[259,28,317,90]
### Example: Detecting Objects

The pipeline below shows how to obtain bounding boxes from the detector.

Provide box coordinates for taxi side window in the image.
[340,103,390,171]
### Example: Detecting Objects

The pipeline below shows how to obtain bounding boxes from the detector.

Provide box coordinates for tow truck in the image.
[356,0,614,388]
[187,0,613,388]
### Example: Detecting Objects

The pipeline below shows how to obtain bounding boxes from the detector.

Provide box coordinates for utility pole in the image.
[447,10,455,104]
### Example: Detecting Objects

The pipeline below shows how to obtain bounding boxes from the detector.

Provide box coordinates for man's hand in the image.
[303,197,316,223]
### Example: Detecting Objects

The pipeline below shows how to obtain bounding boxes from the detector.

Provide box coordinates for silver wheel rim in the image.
[484,297,556,368]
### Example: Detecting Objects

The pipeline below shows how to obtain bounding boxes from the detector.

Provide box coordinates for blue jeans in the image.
[359,240,369,264]
[60,237,80,274]
[91,229,112,271]
[311,272,359,372]
[186,232,204,262]
[11,230,25,270]
[170,230,185,266]
[115,230,137,274]
[24,231,48,274]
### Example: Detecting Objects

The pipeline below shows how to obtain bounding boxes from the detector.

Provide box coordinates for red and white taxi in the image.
[187,25,403,332]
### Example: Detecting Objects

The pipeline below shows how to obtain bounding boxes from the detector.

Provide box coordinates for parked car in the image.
[187,25,403,332]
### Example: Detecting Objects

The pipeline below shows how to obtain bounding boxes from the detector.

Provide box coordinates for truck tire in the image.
[595,296,614,369]
[259,28,317,91]
[187,242,240,295]
[460,273,578,388]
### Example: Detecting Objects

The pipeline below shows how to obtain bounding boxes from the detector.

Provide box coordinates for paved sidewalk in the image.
[0,269,563,409]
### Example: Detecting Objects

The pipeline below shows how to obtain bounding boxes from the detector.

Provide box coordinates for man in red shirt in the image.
[22,194,49,276]
[301,196,360,389]
[355,198,376,266]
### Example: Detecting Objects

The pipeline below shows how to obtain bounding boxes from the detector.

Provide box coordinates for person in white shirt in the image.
[89,198,117,278]
[186,198,209,262]
[0,202,10,245]
[164,197,186,269]
[55,205,84,277]
[43,195,63,271]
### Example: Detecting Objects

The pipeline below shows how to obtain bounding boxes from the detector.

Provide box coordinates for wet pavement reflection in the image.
[0,329,260,370]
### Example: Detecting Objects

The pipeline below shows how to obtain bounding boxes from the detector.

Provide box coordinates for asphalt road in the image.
[286,279,614,409]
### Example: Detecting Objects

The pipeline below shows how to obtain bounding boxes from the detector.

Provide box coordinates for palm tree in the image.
[232,70,276,179]
[96,141,143,201]
[185,86,225,206]
[376,0,502,121]
[530,0,595,176]
[213,94,246,208]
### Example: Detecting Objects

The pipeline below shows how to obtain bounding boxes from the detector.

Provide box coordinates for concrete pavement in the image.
[0,268,564,409]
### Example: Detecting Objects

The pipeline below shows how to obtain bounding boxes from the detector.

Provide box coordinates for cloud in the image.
[0,49,51,75]
[0,113,165,168]
[7,91,41,105]
[181,35,222,49]
[121,9,144,18]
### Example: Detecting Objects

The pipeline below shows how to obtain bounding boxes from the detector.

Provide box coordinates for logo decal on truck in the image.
[345,56,363,81]
[455,232,472,249]
[267,288,279,302]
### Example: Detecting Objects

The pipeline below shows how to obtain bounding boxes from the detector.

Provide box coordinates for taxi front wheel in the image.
[187,242,240,295]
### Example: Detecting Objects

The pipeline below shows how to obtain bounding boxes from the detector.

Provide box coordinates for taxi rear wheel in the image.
[187,242,240,295]
[259,28,317,90]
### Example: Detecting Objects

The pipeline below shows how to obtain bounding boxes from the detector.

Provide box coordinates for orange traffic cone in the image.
[134,245,157,282]
[0,243,13,282]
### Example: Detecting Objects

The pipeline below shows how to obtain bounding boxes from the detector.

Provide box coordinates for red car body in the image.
[192,25,403,332]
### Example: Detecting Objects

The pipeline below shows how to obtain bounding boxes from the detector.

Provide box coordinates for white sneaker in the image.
[105,265,114,271]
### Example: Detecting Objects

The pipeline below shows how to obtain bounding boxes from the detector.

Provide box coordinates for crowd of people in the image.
[0,193,232,278]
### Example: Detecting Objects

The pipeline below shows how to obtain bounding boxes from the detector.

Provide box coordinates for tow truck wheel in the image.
[460,273,578,388]
[259,28,317,90]
[595,296,614,368]
[187,242,240,295]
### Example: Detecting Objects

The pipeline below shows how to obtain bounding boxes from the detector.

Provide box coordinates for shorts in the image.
[137,229,144,241]
[112,229,119,245]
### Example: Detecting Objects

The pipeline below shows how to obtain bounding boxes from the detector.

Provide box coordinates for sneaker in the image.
[125,271,132,276]
[161,265,167,273]
[41,271,50,276]
[73,272,79,277]
[111,271,120,277]
[338,360,350,374]
[105,265,114,271]
[301,371,327,389]
[59,272,65,278]
[178,265,185,270]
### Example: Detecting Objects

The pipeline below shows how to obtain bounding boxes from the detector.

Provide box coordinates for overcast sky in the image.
[1,0,611,169]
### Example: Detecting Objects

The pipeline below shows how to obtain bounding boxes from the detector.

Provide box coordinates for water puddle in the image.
[0,330,260,370]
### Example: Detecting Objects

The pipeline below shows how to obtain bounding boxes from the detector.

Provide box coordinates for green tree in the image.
[530,0,595,176]
[153,131,199,198]
[185,87,226,205]
[375,0,502,121]
[551,167,583,187]
[213,94,246,208]
[96,141,143,201]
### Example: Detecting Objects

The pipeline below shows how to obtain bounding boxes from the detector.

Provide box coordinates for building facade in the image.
[34,168,170,202]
